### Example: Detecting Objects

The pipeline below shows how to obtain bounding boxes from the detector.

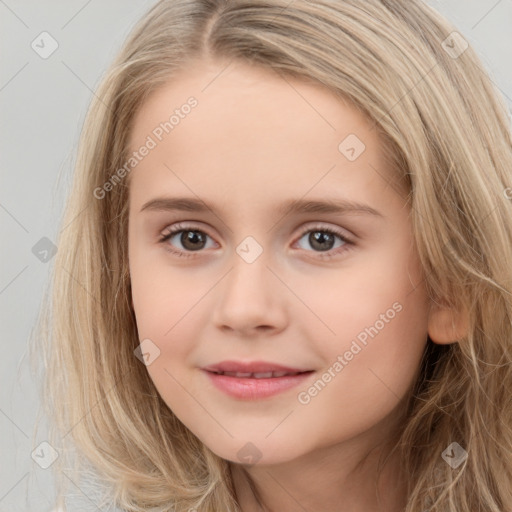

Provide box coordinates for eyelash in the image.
[158,222,355,260]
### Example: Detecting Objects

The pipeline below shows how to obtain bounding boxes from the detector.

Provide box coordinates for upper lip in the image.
[202,360,312,374]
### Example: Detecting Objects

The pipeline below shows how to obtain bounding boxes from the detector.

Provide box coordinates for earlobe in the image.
[427,305,469,344]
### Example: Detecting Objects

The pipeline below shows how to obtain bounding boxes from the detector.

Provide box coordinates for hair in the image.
[30,0,512,510]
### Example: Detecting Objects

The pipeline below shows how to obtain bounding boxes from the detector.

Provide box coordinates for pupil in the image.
[310,231,334,251]
[182,231,206,251]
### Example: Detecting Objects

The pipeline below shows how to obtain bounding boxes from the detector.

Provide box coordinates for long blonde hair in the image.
[31,0,512,510]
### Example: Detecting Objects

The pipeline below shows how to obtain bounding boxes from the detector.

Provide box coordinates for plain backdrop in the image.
[1,1,511,511]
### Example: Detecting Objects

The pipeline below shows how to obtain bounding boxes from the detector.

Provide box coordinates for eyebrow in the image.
[139,196,384,218]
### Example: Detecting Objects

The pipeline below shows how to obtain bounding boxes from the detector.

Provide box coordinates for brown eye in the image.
[169,230,208,251]
[159,222,216,258]
[295,225,354,259]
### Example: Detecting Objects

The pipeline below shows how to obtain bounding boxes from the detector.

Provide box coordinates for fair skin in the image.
[127,57,460,512]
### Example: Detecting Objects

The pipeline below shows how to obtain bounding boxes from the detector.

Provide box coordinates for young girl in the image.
[32,0,512,510]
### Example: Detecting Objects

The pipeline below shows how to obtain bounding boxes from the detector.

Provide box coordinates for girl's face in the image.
[127,58,431,466]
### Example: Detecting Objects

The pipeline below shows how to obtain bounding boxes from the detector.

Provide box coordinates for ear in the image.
[427,303,469,344]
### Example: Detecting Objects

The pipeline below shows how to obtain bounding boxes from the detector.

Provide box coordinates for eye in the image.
[158,222,355,259]
[158,222,216,258]
[294,224,354,259]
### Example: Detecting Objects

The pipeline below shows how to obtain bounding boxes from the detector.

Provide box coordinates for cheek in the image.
[130,273,210,402]
[294,240,429,412]
[338,294,428,397]
[129,240,207,342]
[129,260,202,415]
[128,248,212,390]
[296,239,428,350]
[289,285,429,455]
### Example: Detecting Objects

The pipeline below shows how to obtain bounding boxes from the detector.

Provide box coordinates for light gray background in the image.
[1,1,511,511]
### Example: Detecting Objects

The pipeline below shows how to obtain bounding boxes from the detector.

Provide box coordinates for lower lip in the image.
[202,370,314,399]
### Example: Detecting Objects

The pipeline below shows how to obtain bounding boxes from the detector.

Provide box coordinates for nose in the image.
[211,248,288,337]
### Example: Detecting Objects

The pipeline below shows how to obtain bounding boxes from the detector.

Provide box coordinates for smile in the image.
[202,369,315,399]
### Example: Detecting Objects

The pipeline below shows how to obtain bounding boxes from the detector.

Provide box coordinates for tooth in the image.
[271,371,289,377]
[252,372,274,378]
[215,370,303,378]
[219,371,254,377]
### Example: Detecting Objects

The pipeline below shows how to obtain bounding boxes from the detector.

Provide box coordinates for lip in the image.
[201,360,315,400]
[202,360,310,374]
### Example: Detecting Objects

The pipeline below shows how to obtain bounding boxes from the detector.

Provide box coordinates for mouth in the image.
[201,363,315,399]
[206,370,309,378]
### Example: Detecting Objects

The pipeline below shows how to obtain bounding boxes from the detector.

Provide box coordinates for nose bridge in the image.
[212,237,287,333]
[224,239,274,305]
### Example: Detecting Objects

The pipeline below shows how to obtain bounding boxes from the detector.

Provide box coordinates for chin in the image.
[201,435,307,468]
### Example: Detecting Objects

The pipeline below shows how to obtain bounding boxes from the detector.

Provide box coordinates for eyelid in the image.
[295,222,355,244]
[159,221,215,240]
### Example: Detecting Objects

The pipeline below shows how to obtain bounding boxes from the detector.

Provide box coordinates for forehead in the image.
[126,58,401,213]
[129,57,373,148]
